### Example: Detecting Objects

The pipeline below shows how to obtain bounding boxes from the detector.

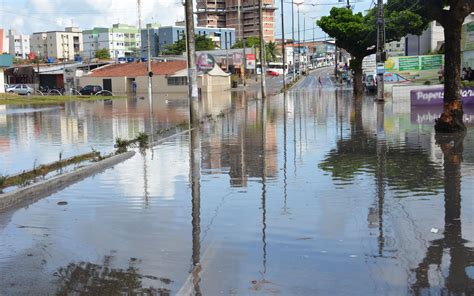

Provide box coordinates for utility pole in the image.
[146,24,154,136]
[376,0,385,101]
[292,1,295,82]
[281,0,286,89]
[238,0,247,86]
[184,0,199,126]
[258,0,267,99]
[137,0,142,31]
[297,3,301,77]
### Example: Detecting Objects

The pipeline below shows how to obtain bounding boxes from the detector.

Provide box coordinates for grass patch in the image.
[0,151,102,191]
[0,93,127,105]
[115,132,149,153]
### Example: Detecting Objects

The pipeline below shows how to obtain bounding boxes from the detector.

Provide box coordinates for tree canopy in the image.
[162,35,215,55]
[95,48,111,59]
[317,4,428,94]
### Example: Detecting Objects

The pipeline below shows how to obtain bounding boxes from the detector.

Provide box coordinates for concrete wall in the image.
[0,68,5,93]
[199,75,230,93]
[79,76,128,93]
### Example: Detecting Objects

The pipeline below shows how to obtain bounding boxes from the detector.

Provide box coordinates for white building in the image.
[1,29,30,59]
[386,39,405,57]
[30,27,83,61]
[82,24,141,60]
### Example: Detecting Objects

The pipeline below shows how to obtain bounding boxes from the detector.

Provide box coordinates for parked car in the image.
[6,84,33,95]
[79,85,102,95]
[267,69,280,76]
[4,84,9,92]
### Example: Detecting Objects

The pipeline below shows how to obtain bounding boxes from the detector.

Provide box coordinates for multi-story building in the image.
[31,27,83,61]
[82,24,141,60]
[155,25,236,54]
[0,29,30,59]
[386,39,405,57]
[196,0,276,42]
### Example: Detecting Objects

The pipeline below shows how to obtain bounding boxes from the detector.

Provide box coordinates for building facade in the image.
[196,0,276,42]
[31,27,83,61]
[82,24,141,60]
[386,39,405,57]
[0,29,30,59]
[156,25,236,54]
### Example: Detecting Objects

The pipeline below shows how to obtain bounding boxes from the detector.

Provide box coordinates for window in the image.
[167,77,188,86]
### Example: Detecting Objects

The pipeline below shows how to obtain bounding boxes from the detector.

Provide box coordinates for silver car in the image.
[6,84,33,95]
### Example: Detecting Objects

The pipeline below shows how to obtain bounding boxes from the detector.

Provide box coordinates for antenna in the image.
[137,0,142,31]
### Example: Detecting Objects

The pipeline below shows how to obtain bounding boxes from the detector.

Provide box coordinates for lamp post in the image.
[295,0,303,77]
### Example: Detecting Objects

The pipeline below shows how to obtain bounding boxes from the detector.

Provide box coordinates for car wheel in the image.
[27,92,31,96]
[9,91,14,94]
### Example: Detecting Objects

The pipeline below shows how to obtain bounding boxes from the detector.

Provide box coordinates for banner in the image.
[196,53,216,73]
[410,87,474,106]
[246,54,256,70]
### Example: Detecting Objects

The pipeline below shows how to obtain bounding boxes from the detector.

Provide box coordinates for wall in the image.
[79,76,128,93]
[0,68,5,93]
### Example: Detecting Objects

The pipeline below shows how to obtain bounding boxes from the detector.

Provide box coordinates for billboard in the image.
[246,54,256,70]
[410,87,474,106]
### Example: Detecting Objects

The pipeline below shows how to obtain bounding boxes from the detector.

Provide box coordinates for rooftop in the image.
[88,60,187,77]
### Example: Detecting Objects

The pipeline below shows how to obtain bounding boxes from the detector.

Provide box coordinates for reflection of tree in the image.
[54,256,172,295]
[411,133,474,295]
[319,99,443,194]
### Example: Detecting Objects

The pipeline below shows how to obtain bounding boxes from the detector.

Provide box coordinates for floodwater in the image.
[1,78,474,295]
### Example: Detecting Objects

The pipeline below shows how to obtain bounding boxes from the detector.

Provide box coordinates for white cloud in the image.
[1,0,184,34]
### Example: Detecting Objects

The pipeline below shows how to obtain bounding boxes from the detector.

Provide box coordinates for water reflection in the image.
[54,255,172,295]
[319,96,444,195]
[411,133,474,295]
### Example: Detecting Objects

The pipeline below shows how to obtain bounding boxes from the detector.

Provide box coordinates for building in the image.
[140,24,160,58]
[462,21,474,68]
[196,0,276,42]
[31,27,83,61]
[0,29,9,53]
[1,54,13,92]
[79,60,230,94]
[82,24,141,60]
[386,39,405,57]
[0,29,30,59]
[156,25,236,54]
[406,15,474,56]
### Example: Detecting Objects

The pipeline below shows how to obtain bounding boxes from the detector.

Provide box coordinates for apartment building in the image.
[0,29,30,59]
[31,27,83,61]
[196,0,276,42]
[82,24,141,60]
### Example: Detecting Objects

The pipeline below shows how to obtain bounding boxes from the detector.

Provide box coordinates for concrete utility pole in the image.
[376,0,385,101]
[292,1,295,81]
[259,0,267,99]
[281,0,286,89]
[297,3,301,77]
[238,0,247,86]
[146,24,154,135]
[184,0,200,126]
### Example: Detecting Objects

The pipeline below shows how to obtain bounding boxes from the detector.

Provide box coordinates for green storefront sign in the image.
[421,55,443,70]
[399,57,419,71]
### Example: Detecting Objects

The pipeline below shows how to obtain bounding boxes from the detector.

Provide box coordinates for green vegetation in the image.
[0,93,126,105]
[94,48,111,59]
[162,35,215,55]
[115,132,150,153]
[317,4,428,95]
[0,152,102,191]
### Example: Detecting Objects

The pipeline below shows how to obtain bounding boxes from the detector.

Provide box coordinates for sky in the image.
[0,0,373,40]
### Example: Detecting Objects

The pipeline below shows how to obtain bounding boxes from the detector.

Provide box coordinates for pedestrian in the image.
[468,67,474,81]
[318,76,323,88]
[462,67,468,80]
[132,80,137,96]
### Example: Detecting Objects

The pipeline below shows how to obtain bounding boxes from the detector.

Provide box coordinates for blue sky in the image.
[0,0,373,39]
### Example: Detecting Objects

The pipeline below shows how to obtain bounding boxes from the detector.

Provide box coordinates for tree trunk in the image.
[435,21,466,133]
[351,56,364,96]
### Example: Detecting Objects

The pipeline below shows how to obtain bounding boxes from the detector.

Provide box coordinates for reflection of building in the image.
[196,0,276,42]
[201,100,279,187]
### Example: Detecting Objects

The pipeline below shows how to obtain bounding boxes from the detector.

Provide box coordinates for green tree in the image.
[265,41,279,63]
[232,36,262,49]
[317,5,427,95]
[94,48,111,59]
[390,0,473,133]
[162,35,215,55]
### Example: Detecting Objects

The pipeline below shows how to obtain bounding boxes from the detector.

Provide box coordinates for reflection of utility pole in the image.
[260,93,268,277]
[190,127,202,295]
[258,0,267,99]
[376,0,385,102]
[282,92,289,215]
[184,0,199,127]
[147,24,154,139]
[375,102,386,257]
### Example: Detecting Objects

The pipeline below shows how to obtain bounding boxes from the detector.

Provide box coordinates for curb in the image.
[0,151,136,212]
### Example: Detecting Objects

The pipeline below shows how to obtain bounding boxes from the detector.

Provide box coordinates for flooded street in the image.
[1,73,474,295]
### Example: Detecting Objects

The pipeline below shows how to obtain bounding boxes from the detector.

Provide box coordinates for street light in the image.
[294,0,303,78]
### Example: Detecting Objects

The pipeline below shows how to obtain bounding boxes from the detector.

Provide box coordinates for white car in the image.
[6,84,33,95]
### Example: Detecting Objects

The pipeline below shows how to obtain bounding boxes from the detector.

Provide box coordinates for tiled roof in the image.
[88,60,187,77]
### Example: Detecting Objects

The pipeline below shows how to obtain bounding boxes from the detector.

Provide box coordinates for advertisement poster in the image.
[246,54,256,69]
